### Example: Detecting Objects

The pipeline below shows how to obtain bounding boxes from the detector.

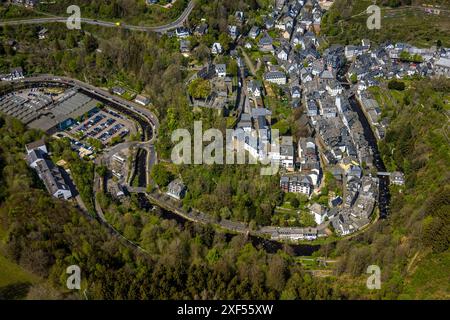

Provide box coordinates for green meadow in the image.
[0,226,40,299]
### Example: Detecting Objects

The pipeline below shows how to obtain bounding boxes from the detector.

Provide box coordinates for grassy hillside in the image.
[326,78,449,299]
[0,255,40,295]
[400,250,450,299]
[322,0,450,47]
[0,225,40,299]
[341,77,450,299]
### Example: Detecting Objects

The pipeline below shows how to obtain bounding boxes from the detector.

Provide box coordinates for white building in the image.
[248,80,262,97]
[211,42,223,55]
[345,45,362,60]
[228,25,239,39]
[25,140,73,200]
[281,175,312,196]
[310,203,327,225]
[2,67,25,81]
[25,139,48,155]
[390,171,405,186]
[249,26,260,39]
[175,27,190,38]
[264,71,287,85]
[215,64,227,78]
[277,48,289,61]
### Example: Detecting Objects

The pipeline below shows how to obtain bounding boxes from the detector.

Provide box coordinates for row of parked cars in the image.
[69,138,94,152]
[107,109,124,120]
[75,111,126,141]
[98,123,126,142]
[86,118,117,138]
[76,113,104,132]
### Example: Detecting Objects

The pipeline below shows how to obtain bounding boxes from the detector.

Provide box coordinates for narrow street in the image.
[239,47,258,76]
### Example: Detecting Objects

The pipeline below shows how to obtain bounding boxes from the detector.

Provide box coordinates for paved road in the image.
[9,74,158,252]
[15,74,159,129]
[239,47,257,76]
[7,75,326,244]
[339,4,450,22]
[93,169,148,252]
[0,0,195,33]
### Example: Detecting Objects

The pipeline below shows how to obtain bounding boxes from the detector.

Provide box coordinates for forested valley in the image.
[0,1,448,300]
[0,115,339,300]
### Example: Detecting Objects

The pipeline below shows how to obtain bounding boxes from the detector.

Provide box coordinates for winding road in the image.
[6,75,159,252]
[0,0,195,33]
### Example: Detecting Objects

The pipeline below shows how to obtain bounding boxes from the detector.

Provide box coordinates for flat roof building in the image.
[0,88,100,133]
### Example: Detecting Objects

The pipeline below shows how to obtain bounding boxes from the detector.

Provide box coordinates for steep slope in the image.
[332,78,450,299]
[321,0,450,47]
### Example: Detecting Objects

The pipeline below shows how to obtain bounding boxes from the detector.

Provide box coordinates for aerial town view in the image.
[0,0,448,310]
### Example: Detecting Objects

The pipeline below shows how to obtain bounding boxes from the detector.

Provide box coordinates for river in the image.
[348,95,390,218]
[337,64,390,218]
[4,79,322,255]
[135,194,321,256]
[130,148,148,188]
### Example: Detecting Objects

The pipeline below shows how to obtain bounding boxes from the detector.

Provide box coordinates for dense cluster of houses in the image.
[237,0,384,239]
[188,63,235,112]
[346,41,450,139]
[170,0,448,240]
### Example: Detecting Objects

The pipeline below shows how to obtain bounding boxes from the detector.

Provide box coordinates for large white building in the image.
[25,140,73,200]
[215,64,227,78]
[264,71,287,85]
[280,175,312,196]
[309,203,327,225]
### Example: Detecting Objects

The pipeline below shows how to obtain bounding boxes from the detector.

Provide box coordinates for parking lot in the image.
[69,109,136,145]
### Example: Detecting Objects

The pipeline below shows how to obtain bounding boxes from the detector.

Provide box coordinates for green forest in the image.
[338,78,450,299]
[0,0,190,26]
[321,0,450,47]
[1,81,448,298]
